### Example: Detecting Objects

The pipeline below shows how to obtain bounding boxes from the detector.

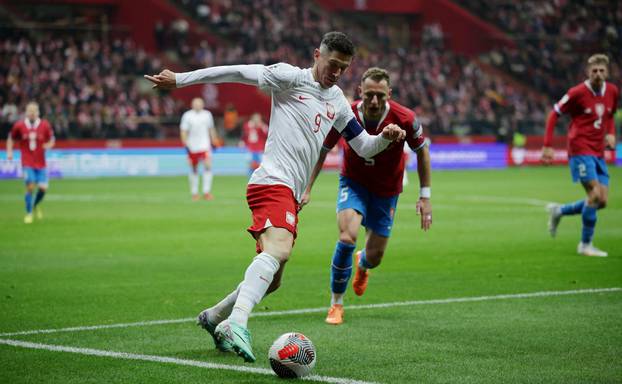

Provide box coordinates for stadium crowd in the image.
[464,0,621,98]
[5,0,614,140]
[0,32,185,139]
[163,0,550,136]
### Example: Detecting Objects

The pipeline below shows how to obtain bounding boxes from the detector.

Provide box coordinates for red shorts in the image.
[246,184,300,245]
[187,151,210,167]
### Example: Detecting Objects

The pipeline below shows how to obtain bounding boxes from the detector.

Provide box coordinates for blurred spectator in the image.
[223,103,240,139]
[0,33,185,139]
[240,112,269,176]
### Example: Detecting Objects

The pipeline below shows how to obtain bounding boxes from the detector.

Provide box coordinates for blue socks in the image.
[25,192,33,213]
[560,199,585,215]
[330,241,355,294]
[358,249,375,270]
[34,189,46,207]
[581,205,597,244]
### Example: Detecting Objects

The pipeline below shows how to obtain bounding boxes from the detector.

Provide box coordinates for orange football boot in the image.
[325,304,344,325]
[352,251,369,296]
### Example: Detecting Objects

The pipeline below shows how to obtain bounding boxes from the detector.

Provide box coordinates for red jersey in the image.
[242,120,268,152]
[553,81,619,156]
[324,100,426,197]
[10,118,54,169]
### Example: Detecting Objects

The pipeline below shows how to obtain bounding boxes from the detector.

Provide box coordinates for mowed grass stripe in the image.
[2,287,619,337]
[0,338,379,384]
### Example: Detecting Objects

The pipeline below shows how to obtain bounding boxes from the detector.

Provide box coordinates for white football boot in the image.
[546,203,562,238]
[577,242,608,257]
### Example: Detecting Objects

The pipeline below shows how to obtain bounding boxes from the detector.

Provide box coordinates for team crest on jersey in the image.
[584,108,591,114]
[595,103,605,117]
[326,103,335,120]
[285,211,296,226]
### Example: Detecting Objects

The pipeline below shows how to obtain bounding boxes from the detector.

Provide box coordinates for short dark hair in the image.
[320,31,355,56]
[361,67,391,87]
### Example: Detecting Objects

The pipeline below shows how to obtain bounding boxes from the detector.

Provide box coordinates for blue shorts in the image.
[336,175,399,237]
[23,167,49,188]
[569,155,609,186]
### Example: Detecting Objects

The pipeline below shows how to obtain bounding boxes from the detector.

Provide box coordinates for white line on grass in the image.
[0,338,377,384]
[1,287,619,337]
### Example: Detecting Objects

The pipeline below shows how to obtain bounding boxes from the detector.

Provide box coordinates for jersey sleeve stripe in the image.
[339,118,363,141]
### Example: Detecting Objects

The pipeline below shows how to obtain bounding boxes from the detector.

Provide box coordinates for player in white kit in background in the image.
[145,32,406,363]
[180,98,217,200]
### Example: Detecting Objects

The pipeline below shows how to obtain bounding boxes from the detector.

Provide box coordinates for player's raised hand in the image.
[380,124,406,142]
[144,69,177,90]
[416,198,432,231]
[540,146,554,165]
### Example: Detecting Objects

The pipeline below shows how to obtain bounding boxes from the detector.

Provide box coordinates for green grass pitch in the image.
[1,167,621,383]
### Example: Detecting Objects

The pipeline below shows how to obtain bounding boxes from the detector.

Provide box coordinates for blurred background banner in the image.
[0,146,249,178]
[0,0,619,175]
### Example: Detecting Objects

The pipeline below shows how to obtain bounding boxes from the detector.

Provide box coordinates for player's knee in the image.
[338,232,357,245]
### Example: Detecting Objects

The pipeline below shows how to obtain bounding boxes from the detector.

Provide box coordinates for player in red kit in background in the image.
[240,113,268,176]
[302,67,432,325]
[542,54,618,257]
[6,102,55,224]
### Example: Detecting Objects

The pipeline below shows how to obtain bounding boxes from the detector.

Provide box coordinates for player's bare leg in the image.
[189,162,200,200]
[216,227,292,362]
[326,209,361,325]
[202,155,213,200]
[353,231,388,296]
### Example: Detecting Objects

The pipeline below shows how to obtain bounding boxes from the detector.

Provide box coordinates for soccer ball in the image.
[268,332,316,378]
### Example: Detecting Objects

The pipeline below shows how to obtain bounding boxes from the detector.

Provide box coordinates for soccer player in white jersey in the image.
[145,31,406,363]
[180,98,217,200]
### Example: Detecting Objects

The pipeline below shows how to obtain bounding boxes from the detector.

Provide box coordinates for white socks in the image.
[229,252,280,327]
[207,283,242,324]
[203,170,213,194]
[189,172,199,195]
[331,293,344,306]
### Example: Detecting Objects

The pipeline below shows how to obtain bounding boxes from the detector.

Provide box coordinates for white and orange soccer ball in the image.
[268,332,316,378]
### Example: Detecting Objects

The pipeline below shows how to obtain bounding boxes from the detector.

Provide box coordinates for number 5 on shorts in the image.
[339,186,349,203]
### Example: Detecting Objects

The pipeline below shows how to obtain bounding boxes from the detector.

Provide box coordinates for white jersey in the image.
[250,63,355,202]
[180,109,214,153]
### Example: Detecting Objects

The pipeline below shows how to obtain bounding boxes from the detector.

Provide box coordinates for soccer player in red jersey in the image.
[542,54,618,257]
[302,67,432,325]
[6,102,55,224]
[240,113,268,176]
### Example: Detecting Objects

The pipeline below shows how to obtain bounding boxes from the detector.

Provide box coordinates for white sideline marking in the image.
[1,288,619,337]
[0,339,377,384]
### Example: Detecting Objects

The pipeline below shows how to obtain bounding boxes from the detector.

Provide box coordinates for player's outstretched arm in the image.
[6,136,14,161]
[145,65,263,90]
[144,69,177,90]
[415,145,432,231]
[381,123,407,142]
[541,110,559,164]
[347,122,406,159]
